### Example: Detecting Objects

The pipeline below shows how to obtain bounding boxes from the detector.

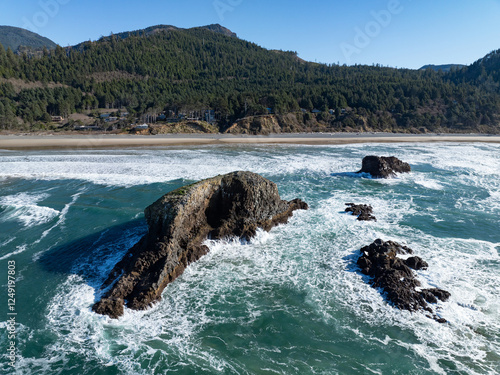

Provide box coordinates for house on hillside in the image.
[51,116,64,122]
[204,110,215,123]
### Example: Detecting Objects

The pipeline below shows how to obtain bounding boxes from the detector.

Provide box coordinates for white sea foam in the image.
[31,189,85,262]
[1,143,498,189]
[0,146,357,187]
[0,237,15,248]
[414,178,445,190]
[0,192,59,226]
[0,244,27,261]
[485,189,500,212]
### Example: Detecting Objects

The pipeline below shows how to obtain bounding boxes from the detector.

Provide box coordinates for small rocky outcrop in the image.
[358,156,411,178]
[356,239,450,322]
[345,203,377,221]
[93,171,308,319]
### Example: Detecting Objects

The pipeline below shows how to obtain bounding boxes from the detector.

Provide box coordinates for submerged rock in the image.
[93,171,308,319]
[358,156,411,178]
[345,203,377,221]
[356,239,450,322]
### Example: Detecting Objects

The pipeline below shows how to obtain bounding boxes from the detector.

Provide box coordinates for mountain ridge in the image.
[72,23,237,50]
[452,49,500,86]
[0,25,57,52]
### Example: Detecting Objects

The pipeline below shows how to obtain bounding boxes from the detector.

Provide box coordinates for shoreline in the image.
[1,133,500,150]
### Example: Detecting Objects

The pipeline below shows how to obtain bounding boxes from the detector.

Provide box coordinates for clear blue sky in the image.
[1,0,500,69]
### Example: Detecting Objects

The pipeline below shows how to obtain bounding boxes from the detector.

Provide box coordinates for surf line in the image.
[31,188,87,262]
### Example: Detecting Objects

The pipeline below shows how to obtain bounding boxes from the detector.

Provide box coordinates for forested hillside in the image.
[0,26,57,54]
[448,49,500,88]
[0,24,499,133]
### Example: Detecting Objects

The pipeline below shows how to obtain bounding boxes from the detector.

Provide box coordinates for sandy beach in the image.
[1,133,500,150]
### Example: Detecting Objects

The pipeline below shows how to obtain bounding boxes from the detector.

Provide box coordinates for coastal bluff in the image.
[93,171,308,318]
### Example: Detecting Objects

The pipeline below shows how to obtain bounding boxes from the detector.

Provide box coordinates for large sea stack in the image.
[358,156,411,178]
[93,171,308,318]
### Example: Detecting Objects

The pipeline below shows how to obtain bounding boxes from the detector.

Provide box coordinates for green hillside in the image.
[0,25,499,133]
[0,26,57,53]
[72,24,236,50]
[449,49,500,87]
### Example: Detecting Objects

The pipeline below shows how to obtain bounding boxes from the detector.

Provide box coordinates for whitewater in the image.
[0,142,499,374]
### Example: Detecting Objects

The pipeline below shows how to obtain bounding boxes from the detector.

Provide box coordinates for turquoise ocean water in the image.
[0,142,499,374]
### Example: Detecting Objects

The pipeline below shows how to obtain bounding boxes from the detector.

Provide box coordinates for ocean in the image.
[0,142,499,374]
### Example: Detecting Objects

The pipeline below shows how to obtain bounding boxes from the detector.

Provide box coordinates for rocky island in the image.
[345,203,377,221]
[358,155,411,178]
[357,239,450,322]
[93,171,308,318]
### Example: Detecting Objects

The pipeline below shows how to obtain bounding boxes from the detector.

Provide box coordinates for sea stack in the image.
[357,239,450,322]
[345,203,377,221]
[93,171,308,319]
[358,156,411,178]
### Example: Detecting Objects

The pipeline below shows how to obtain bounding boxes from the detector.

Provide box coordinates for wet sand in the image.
[1,133,499,150]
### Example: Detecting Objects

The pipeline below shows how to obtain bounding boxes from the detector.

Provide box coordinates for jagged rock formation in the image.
[93,171,308,318]
[345,203,377,221]
[357,239,450,322]
[358,156,411,178]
